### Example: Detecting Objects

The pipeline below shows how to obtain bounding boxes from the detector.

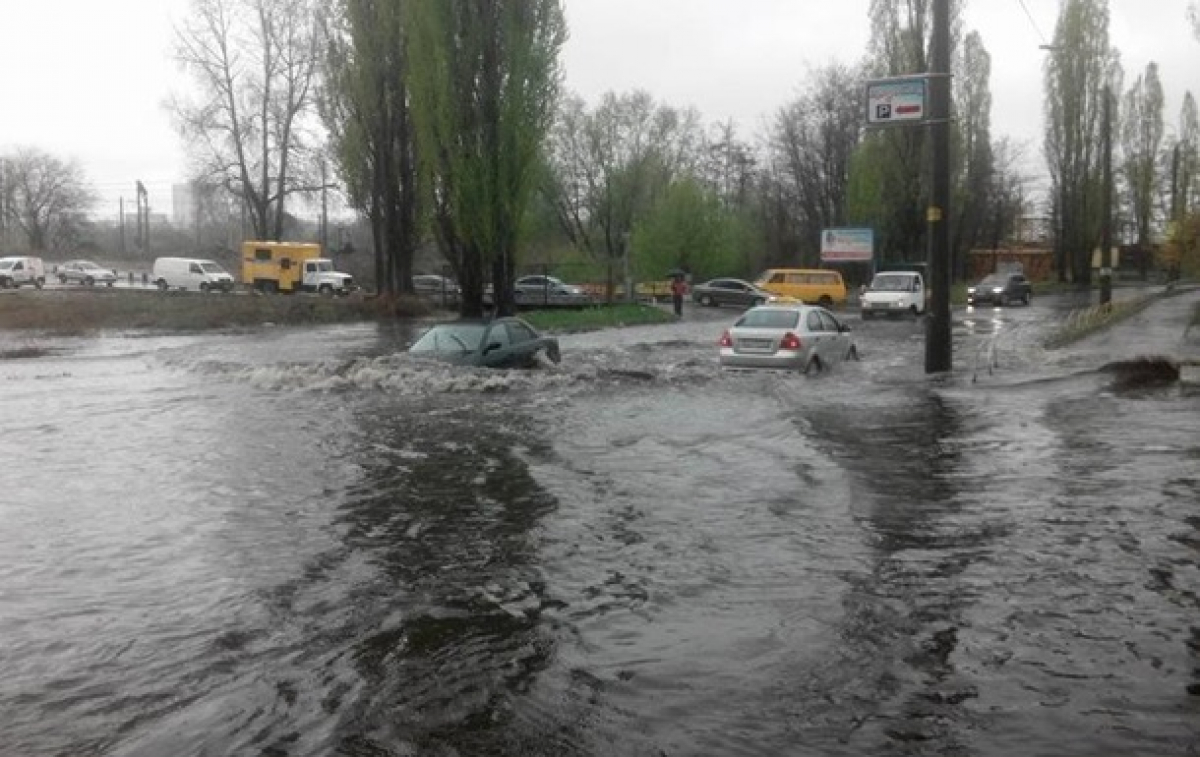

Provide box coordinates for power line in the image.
[1015,0,1049,46]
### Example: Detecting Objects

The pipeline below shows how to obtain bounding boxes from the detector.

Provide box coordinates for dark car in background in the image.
[967,272,1032,307]
[408,317,560,369]
[691,278,773,309]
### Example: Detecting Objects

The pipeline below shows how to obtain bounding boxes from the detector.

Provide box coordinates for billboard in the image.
[821,228,874,262]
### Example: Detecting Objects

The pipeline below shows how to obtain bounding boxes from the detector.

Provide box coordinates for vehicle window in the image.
[410,323,486,354]
[737,309,799,329]
[190,263,202,274]
[506,321,536,344]
[486,322,512,350]
[199,263,226,274]
[254,249,271,261]
[768,273,785,284]
[806,311,825,332]
[785,273,804,284]
[979,275,1003,286]
[14,261,23,270]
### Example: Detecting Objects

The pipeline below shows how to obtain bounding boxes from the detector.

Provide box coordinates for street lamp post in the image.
[1099,85,1114,306]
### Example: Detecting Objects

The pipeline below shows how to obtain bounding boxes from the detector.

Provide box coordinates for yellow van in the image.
[754,268,847,307]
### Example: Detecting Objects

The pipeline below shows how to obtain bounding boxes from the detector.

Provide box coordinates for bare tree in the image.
[0,147,94,252]
[544,90,701,299]
[172,0,323,242]
[766,62,864,265]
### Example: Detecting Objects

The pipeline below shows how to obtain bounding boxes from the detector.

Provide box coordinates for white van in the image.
[0,256,46,289]
[152,257,236,293]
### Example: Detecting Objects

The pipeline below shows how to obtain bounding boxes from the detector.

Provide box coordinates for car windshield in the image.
[869,274,915,292]
[409,323,487,354]
[737,309,800,329]
[978,275,1006,286]
[199,263,227,274]
[0,261,14,271]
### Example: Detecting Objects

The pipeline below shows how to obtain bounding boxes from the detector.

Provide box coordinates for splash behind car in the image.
[719,303,857,374]
[408,316,560,369]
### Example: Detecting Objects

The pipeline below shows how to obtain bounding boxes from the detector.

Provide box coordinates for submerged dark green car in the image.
[408,317,561,369]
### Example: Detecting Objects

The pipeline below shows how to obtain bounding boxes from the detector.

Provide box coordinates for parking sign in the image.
[866,77,927,126]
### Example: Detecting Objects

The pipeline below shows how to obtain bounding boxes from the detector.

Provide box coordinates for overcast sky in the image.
[0,0,1196,214]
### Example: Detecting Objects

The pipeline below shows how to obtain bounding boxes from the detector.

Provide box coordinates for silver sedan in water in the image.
[718,303,857,374]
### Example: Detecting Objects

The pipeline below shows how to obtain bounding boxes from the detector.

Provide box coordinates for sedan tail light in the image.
[780,332,802,350]
[718,330,733,347]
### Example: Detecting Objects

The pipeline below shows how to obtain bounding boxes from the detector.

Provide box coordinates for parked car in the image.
[0,256,45,289]
[412,274,461,306]
[408,317,561,369]
[58,260,118,287]
[513,275,593,308]
[691,278,773,309]
[966,272,1032,307]
[718,303,857,374]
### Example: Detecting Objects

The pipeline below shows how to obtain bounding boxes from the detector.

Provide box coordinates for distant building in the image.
[173,183,196,228]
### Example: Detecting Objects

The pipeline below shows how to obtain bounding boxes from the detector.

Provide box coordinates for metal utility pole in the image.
[925,0,953,374]
[1099,85,1113,307]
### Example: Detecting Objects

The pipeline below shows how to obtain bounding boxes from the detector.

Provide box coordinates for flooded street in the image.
[1,291,1198,756]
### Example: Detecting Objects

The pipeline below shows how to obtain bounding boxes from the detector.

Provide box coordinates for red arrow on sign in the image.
[896,105,922,115]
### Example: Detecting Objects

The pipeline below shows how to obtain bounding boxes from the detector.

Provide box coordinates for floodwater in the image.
[1,291,1198,756]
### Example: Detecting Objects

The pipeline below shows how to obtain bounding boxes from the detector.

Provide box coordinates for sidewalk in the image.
[1064,285,1200,382]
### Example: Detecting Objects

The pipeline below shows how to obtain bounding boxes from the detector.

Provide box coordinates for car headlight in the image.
[992,287,1003,293]
[967,288,976,294]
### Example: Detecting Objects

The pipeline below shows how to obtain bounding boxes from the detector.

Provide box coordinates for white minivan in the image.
[152,257,236,293]
[0,256,46,289]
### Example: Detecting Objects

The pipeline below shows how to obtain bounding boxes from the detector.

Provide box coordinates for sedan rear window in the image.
[737,309,800,329]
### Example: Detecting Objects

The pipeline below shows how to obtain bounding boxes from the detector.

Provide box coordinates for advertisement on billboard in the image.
[821,228,874,262]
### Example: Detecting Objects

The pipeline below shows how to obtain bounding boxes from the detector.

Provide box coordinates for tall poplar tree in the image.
[405,0,566,317]
[1043,0,1120,283]
[1119,61,1164,276]
[324,0,420,296]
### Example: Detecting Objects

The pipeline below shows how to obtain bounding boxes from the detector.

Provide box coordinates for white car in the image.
[860,270,927,318]
[719,303,858,374]
[58,260,118,287]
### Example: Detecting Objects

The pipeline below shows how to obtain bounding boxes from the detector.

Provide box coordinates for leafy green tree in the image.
[405,0,566,317]
[1119,61,1164,277]
[323,0,420,296]
[632,178,745,281]
[1043,0,1121,283]
[859,0,964,262]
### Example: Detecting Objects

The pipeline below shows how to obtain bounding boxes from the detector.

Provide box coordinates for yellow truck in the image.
[241,241,355,295]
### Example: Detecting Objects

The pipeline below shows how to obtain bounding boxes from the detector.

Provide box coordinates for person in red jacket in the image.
[670,275,687,318]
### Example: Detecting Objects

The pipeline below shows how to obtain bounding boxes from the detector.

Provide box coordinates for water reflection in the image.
[799,389,995,752]
[326,399,563,754]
